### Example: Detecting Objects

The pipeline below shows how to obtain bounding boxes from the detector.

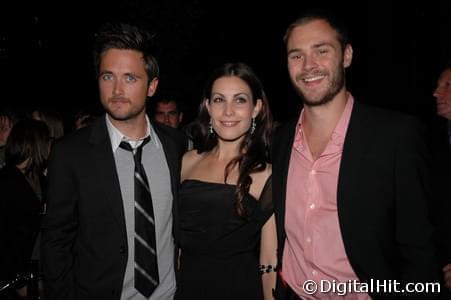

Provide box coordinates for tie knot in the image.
[119,136,151,162]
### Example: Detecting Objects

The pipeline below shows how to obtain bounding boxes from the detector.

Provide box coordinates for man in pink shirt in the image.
[272,10,440,299]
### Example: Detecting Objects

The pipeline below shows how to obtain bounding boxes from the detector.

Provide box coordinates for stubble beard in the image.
[295,64,345,107]
[104,98,146,122]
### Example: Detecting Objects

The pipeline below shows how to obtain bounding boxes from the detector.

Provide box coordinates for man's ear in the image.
[147,78,159,97]
[343,44,353,68]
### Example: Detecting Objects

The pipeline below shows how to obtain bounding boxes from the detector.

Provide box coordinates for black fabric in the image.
[0,165,41,281]
[175,177,272,299]
[119,137,159,297]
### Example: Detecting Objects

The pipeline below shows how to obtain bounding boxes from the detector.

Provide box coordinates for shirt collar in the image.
[105,114,160,152]
[294,93,354,150]
[330,93,354,146]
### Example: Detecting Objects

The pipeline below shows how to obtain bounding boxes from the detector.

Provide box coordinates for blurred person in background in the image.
[31,108,65,142]
[0,119,50,299]
[0,109,18,169]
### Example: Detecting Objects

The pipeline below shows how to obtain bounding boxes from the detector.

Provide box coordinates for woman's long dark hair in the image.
[191,62,272,217]
[6,119,50,177]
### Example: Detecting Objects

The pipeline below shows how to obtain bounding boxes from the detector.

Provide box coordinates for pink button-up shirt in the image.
[282,95,370,299]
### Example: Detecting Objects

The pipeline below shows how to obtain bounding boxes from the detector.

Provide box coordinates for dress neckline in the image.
[182,178,236,187]
[181,179,259,202]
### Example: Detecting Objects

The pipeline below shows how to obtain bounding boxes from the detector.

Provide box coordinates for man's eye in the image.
[126,75,137,82]
[101,74,113,80]
[290,54,302,60]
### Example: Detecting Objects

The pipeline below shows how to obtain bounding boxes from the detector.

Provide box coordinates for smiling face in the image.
[206,76,262,142]
[433,68,451,120]
[98,49,158,123]
[286,19,352,107]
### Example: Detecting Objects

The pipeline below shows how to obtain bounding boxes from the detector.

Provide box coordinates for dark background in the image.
[1,1,450,126]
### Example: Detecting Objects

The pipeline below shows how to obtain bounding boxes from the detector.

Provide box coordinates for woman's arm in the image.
[260,213,277,300]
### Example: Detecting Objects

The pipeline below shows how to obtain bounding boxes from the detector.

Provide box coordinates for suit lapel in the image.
[273,120,297,250]
[152,123,181,242]
[89,118,127,239]
[337,102,369,207]
[337,102,371,266]
[152,124,179,198]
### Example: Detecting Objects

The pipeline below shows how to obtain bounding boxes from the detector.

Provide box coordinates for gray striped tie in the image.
[120,137,159,297]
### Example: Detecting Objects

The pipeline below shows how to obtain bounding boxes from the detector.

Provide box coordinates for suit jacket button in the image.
[119,246,126,253]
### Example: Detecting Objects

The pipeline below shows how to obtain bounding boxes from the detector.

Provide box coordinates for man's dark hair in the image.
[93,23,159,83]
[153,93,181,110]
[284,9,350,51]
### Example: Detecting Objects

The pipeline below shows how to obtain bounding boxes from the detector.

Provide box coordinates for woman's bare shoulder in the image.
[181,150,204,181]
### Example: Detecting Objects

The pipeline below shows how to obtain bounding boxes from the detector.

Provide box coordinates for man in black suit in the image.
[273,11,439,299]
[41,23,186,299]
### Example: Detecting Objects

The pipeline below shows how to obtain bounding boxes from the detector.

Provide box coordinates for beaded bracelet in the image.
[259,264,277,274]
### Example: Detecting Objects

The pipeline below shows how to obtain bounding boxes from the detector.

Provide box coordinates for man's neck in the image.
[302,90,349,160]
[108,113,148,140]
[303,90,349,137]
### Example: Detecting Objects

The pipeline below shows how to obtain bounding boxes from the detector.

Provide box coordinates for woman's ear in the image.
[204,98,211,114]
[252,99,263,118]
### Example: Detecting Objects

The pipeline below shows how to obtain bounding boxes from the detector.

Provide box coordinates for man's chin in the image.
[303,96,333,107]
[107,110,137,121]
[109,113,130,121]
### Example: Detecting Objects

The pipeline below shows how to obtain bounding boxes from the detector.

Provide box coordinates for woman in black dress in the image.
[176,62,276,299]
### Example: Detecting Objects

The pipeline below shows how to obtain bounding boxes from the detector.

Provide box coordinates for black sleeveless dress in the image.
[175,177,273,300]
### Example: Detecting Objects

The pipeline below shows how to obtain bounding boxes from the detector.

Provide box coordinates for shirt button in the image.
[306,237,312,243]
[310,170,317,175]
[312,270,318,275]
[309,203,315,209]
[119,246,126,254]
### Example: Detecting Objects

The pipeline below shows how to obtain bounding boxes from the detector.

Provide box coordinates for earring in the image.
[251,118,256,134]
[209,119,213,134]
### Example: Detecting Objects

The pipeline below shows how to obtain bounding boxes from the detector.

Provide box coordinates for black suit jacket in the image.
[41,117,186,300]
[273,102,439,299]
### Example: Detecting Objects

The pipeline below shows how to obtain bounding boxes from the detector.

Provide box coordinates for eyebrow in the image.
[124,72,138,77]
[211,92,250,97]
[99,71,112,76]
[287,41,336,55]
[312,42,335,49]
